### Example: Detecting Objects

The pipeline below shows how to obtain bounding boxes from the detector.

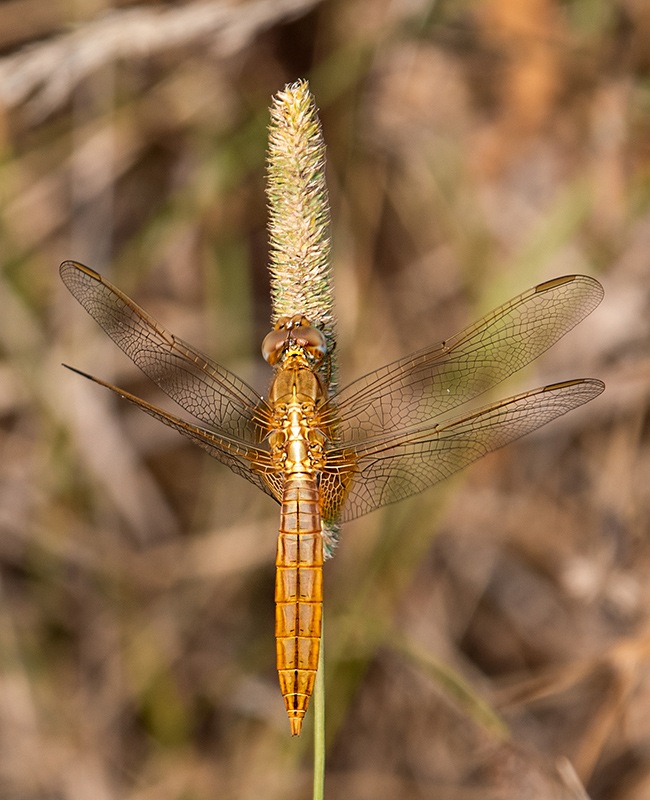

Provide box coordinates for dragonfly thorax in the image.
[59,259,605,738]
[262,314,327,366]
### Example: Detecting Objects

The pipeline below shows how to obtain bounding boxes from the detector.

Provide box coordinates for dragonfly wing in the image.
[327,275,603,443]
[60,261,268,442]
[64,365,281,503]
[323,378,604,523]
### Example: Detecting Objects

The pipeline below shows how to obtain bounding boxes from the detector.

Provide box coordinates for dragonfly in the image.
[60,261,604,735]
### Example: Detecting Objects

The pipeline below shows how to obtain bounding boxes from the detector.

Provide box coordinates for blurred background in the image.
[0,0,648,797]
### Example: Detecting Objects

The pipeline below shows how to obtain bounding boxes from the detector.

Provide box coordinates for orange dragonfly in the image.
[60,261,604,735]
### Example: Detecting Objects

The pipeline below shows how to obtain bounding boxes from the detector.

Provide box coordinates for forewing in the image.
[60,261,268,442]
[327,275,603,443]
[322,378,604,523]
[64,365,281,503]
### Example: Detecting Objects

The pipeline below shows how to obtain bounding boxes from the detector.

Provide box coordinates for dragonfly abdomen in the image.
[275,472,323,736]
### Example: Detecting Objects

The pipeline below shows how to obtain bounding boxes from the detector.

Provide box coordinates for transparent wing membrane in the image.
[61,262,603,527]
[60,261,269,442]
[63,364,279,502]
[322,378,604,523]
[327,275,603,443]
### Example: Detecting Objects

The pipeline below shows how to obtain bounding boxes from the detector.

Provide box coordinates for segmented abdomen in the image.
[275,473,323,736]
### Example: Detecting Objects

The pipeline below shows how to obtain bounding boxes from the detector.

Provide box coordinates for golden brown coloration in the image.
[59,261,605,735]
[264,320,329,735]
[275,478,323,736]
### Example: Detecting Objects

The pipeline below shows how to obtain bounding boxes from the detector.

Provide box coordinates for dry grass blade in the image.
[1,0,648,797]
[0,0,323,115]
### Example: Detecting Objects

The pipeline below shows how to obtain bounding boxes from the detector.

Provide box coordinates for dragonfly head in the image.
[262,314,327,366]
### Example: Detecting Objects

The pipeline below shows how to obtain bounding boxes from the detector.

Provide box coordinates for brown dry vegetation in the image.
[0,0,649,798]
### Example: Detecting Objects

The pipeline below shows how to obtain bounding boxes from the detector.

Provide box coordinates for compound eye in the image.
[292,326,327,361]
[261,328,288,364]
